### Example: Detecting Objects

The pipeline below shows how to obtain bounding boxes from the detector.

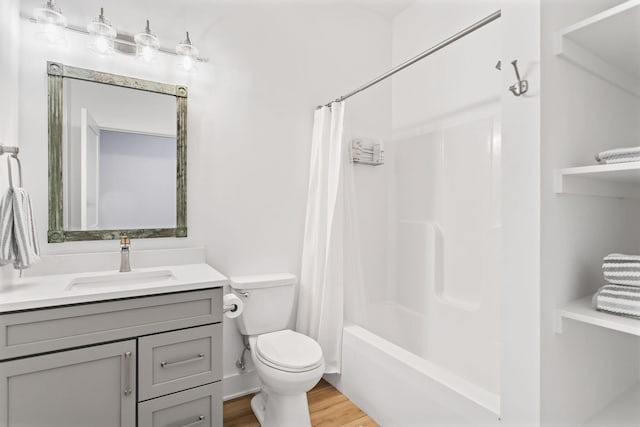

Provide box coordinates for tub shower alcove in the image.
[321,7,503,426]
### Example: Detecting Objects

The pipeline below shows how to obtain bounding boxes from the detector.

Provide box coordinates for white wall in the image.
[0,0,20,284]
[15,0,391,398]
[499,1,542,424]
[392,0,502,131]
[540,0,640,425]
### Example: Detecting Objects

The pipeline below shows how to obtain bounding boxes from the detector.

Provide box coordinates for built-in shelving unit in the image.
[553,2,640,426]
[554,0,640,97]
[555,162,640,198]
[583,383,640,427]
[555,296,640,336]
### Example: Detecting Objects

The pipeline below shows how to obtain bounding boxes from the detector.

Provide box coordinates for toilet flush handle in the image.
[236,290,250,298]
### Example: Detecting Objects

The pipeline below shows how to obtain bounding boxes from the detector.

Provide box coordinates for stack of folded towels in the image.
[593,254,640,318]
[595,146,640,164]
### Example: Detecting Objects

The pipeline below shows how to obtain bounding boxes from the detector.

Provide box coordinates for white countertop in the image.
[0,263,228,313]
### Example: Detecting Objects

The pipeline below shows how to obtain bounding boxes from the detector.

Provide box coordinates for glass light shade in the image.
[87,8,117,55]
[135,20,159,62]
[176,32,199,72]
[33,0,68,45]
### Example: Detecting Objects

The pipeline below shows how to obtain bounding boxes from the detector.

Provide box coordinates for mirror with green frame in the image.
[47,62,187,243]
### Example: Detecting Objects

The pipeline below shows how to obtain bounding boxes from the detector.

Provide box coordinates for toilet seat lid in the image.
[255,330,323,372]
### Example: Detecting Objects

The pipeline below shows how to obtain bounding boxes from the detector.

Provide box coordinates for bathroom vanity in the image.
[0,262,226,427]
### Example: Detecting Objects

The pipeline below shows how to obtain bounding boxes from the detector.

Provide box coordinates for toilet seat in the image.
[255,330,323,373]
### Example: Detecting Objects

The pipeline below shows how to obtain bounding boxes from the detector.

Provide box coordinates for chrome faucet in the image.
[119,236,131,273]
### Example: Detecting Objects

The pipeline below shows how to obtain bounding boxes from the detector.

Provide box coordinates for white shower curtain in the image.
[296,102,347,374]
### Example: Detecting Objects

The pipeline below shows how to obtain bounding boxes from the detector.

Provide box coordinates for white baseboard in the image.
[223,370,260,401]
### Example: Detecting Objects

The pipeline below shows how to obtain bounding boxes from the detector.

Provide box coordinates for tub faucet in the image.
[119,236,131,273]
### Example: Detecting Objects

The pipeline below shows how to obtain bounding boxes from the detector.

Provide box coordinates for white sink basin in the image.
[66,270,176,291]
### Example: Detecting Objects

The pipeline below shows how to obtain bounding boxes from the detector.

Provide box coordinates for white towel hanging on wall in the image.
[0,152,40,272]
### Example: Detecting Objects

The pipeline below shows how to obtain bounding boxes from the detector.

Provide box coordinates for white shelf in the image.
[555,296,640,336]
[555,162,640,198]
[583,383,640,427]
[554,0,640,97]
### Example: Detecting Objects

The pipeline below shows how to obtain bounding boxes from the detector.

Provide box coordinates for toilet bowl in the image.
[249,330,324,427]
[229,273,325,427]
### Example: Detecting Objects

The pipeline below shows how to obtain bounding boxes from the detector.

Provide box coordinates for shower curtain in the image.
[296,102,347,374]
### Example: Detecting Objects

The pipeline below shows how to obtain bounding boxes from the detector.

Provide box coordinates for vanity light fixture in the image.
[87,8,117,55]
[29,11,207,68]
[134,19,160,62]
[33,0,68,45]
[176,32,200,72]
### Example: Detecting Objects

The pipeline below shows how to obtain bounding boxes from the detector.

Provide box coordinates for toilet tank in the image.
[229,273,297,336]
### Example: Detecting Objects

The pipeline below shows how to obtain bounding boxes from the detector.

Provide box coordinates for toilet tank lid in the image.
[229,273,297,290]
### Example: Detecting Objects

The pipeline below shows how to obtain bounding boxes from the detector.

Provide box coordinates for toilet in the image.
[229,273,325,427]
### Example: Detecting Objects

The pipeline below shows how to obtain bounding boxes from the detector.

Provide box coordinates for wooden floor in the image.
[223,380,379,427]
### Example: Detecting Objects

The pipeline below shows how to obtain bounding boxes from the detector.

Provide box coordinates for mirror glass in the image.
[62,79,177,231]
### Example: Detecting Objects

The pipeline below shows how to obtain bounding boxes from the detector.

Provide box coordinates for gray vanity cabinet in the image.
[0,340,136,427]
[0,288,223,427]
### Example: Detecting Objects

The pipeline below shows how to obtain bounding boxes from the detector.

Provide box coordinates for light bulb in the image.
[87,8,117,55]
[43,22,65,44]
[141,45,155,62]
[94,36,110,54]
[181,55,194,71]
[33,0,67,45]
[176,31,199,72]
[135,19,159,63]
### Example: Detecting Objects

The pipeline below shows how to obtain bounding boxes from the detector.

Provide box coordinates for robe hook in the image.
[509,60,529,97]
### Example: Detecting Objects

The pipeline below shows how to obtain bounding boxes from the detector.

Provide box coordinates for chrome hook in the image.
[509,60,529,97]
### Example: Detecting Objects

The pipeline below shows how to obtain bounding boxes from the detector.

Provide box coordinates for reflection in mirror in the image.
[62,78,177,231]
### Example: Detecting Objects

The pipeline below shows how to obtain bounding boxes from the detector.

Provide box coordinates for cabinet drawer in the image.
[139,324,222,400]
[0,288,222,360]
[138,382,222,427]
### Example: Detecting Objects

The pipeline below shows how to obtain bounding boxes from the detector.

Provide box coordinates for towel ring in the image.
[7,154,22,188]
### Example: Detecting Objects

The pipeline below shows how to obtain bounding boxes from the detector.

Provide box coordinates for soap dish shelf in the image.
[351,139,384,166]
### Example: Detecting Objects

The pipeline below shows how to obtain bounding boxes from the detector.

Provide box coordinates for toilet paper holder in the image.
[223,293,244,319]
[224,304,238,313]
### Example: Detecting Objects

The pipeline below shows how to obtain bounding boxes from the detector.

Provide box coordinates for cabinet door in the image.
[0,340,136,427]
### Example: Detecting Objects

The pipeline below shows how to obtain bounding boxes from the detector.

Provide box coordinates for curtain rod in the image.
[318,9,501,109]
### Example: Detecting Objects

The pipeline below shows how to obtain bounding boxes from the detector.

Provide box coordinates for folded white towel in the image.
[593,284,640,319]
[596,146,640,163]
[603,254,640,287]
[600,156,640,165]
[0,187,40,271]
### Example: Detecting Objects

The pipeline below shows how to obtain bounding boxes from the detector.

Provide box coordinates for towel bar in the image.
[0,145,19,156]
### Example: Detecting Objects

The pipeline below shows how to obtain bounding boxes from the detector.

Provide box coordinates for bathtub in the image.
[325,325,501,427]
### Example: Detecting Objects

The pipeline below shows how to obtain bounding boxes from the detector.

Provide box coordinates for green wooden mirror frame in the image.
[47,62,188,243]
